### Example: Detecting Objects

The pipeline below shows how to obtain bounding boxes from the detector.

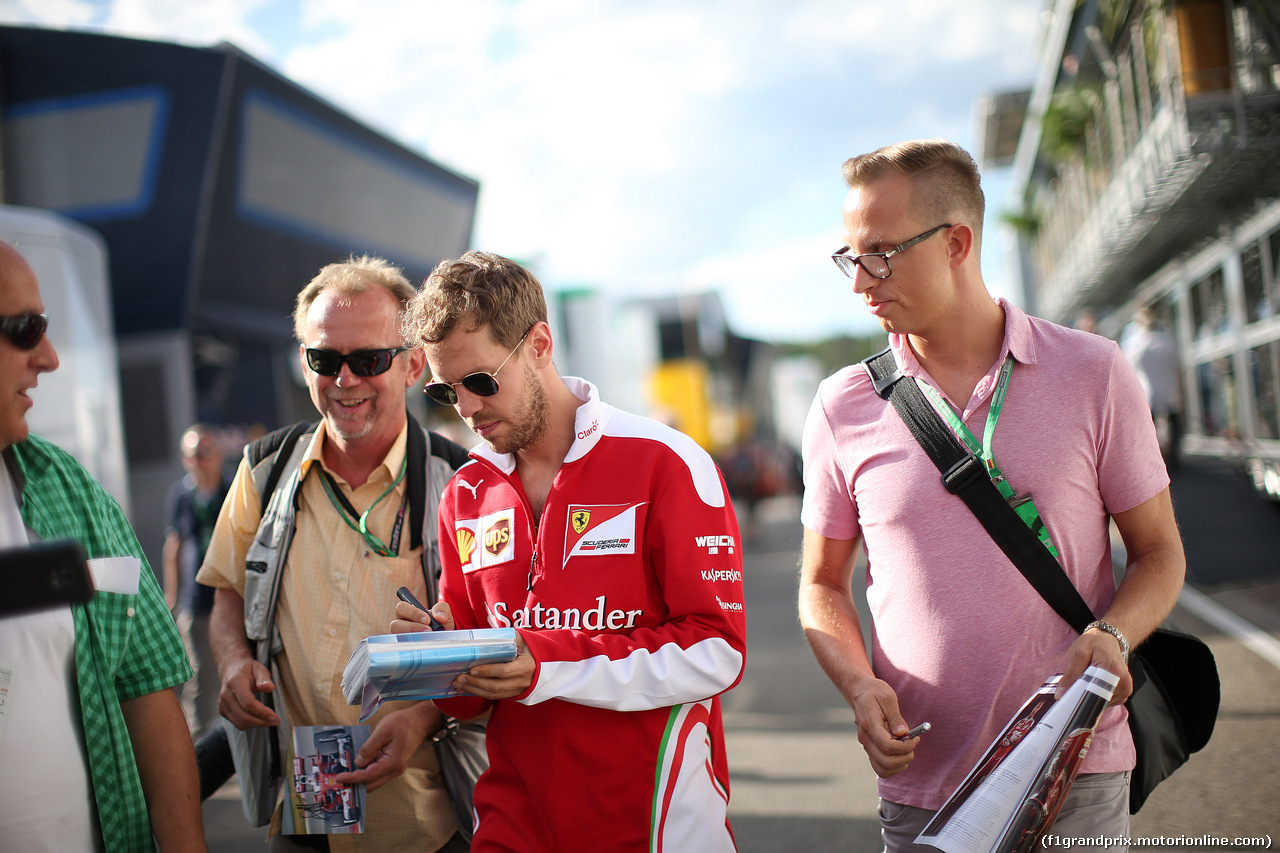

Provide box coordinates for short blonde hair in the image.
[842,139,985,245]
[292,255,416,341]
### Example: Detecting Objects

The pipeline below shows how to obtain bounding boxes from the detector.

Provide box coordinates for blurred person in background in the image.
[0,238,205,852]
[1122,307,1183,468]
[163,423,230,739]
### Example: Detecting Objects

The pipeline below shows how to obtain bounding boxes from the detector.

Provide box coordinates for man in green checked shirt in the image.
[0,238,206,852]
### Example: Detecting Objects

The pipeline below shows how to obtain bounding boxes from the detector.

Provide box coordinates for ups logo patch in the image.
[484,517,512,558]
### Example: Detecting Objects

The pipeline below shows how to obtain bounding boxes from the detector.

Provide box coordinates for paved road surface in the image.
[203,457,1280,851]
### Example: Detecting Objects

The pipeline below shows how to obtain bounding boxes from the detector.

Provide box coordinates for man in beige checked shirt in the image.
[199,257,469,852]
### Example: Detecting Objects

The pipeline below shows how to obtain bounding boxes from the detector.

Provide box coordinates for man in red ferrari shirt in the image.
[393,251,746,852]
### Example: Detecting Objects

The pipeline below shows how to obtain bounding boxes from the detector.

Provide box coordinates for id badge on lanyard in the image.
[917,357,1060,559]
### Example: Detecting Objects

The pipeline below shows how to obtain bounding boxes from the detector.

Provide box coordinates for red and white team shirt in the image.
[436,377,747,853]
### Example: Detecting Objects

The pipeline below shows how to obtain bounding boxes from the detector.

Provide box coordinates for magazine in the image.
[341,627,519,722]
[282,725,371,835]
[916,664,1119,853]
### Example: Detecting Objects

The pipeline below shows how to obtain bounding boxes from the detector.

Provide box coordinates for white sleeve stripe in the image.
[519,638,743,710]
[604,410,726,508]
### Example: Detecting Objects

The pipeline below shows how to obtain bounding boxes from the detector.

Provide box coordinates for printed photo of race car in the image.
[285,725,370,834]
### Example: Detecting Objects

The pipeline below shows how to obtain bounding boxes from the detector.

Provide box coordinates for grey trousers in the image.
[880,771,1131,853]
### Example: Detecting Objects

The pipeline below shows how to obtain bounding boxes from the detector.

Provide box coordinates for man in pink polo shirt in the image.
[797,139,1185,851]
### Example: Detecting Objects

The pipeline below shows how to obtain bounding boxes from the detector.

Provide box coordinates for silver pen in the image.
[897,722,931,740]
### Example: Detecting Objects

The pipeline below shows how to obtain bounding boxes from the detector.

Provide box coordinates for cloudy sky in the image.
[1,0,1044,342]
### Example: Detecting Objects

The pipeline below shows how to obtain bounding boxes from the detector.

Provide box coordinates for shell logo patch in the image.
[456,527,477,568]
[455,508,516,572]
[564,503,644,563]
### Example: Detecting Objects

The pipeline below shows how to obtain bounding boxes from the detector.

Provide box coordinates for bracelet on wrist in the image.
[1085,619,1129,662]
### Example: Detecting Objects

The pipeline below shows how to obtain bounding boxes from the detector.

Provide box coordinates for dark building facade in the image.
[0,25,479,562]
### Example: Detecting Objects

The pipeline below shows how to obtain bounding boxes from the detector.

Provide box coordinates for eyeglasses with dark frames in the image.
[0,313,49,351]
[423,327,533,406]
[305,346,410,377]
[831,224,953,280]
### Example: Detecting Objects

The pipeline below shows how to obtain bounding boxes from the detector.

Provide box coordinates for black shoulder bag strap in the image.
[406,412,468,605]
[862,348,1096,632]
[196,419,314,803]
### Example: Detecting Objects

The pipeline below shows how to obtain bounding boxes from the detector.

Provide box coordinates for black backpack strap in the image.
[247,420,316,505]
[406,412,428,553]
[862,348,1096,631]
[430,429,472,471]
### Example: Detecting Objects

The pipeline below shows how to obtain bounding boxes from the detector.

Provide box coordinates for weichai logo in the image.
[484,517,512,557]
[456,528,477,567]
[695,534,736,555]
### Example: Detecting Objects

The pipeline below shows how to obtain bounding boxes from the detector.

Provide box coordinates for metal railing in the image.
[1026,3,1280,322]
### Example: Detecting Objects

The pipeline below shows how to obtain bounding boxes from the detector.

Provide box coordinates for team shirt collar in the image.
[468,376,613,474]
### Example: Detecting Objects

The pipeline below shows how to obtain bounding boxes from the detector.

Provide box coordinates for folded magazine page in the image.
[282,725,370,835]
[916,665,1119,853]
[341,628,519,722]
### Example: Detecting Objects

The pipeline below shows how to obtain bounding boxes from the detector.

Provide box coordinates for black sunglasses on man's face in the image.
[423,327,532,406]
[0,313,48,350]
[305,346,409,377]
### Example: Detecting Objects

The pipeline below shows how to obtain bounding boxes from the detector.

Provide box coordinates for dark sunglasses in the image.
[424,329,531,406]
[305,346,409,377]
[0,313,49,351]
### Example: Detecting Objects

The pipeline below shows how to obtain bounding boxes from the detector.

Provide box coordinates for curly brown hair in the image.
[402,251,547,349]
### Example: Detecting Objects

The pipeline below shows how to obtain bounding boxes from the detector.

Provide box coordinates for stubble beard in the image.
[482,365,550,455]
[324,395,377,442]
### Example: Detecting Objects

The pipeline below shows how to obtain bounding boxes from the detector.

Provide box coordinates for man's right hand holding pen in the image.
[393,586,449,632]
[390,589,536,701]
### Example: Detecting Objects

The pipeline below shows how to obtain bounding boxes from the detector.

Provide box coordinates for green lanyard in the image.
[916,357,1060,558]
[319,457,408,557]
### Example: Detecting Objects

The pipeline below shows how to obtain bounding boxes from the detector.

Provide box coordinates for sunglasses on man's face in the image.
[0,313,48,351]
[305,346,409,377]
[423,329,530,407]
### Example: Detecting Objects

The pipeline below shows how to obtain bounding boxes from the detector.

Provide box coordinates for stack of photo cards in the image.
[342,628,519,722]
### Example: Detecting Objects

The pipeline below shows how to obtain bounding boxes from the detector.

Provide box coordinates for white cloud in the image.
[0,0,1044,343]
[680,233,883,341]
[782,0,1039,67]
[90,0,280,59]
[0,0,96,27]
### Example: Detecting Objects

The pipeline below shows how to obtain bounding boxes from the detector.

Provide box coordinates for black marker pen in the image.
[396,586,443,631]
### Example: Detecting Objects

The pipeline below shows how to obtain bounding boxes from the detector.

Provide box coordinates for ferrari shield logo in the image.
[571,510,591,534]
